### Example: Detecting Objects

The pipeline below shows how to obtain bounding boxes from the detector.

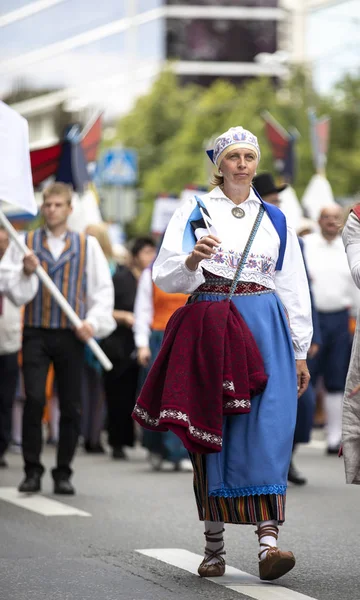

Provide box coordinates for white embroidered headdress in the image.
[207,126,261,167]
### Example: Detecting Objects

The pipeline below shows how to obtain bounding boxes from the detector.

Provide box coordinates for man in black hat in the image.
[253,172,321,486]
[252,172,287,207]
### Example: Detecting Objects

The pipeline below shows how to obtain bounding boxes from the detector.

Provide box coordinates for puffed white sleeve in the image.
[85,236,116,339]
[152,198,206,294]
[342,212,360,289]
[0,237,38,306]
[275,226,313,359]
[133,268,154,348]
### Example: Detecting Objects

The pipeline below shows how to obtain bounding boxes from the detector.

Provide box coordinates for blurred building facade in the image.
[164,0,283,86]
[1,0,312,128]
[1,0,343,140]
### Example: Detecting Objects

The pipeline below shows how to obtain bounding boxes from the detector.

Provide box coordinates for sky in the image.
[307,0,360,93]
[0,0,359,118]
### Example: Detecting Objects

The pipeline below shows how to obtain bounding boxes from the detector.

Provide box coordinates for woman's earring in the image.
[218,169,222,175]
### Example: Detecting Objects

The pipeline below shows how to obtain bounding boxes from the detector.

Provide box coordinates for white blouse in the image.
[304,229,359,313]
[153,186,312,359]
[133,268,154,349]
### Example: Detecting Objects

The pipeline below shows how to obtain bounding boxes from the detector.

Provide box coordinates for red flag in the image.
[262,111,289,162]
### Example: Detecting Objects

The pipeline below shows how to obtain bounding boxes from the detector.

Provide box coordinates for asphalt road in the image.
[1,437,360,600]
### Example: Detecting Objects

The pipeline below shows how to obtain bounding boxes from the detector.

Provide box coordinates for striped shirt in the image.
[24,229,87,329]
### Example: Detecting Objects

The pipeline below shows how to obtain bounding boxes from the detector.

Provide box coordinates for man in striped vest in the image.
[15,182,116,495]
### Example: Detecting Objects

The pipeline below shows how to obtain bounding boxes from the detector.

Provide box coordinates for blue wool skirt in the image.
[195,291,297,499]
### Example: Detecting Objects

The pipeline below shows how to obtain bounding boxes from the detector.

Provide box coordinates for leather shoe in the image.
[18,473,41,493]
[112,447,127,460]
[259,547,296,581]
[84,441,105,454]
[288,461,307,485]
[0,455,8,468]
[198,558,226,578]
[53,479,75,495]
[327,445,340,455]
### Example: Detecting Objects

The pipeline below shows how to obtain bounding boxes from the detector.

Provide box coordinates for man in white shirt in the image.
[303,205,355,453]
[0,227,39,468]
[7,182,116,495]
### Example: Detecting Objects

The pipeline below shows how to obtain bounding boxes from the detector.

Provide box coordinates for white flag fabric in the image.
[301,173,336,222]
[278,185,303,231]
[151,195,180,236]
[0,101,37,216]
[67,188,103,233]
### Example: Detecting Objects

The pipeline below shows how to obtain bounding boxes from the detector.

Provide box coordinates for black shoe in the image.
[288,462,307,486]
[53,479,75,495]
[0,455,8,468]
[46,437,57,446]
[326,445,340,455]
[18,473,41,493]
[84,441,105,454]
[112,447,127,460]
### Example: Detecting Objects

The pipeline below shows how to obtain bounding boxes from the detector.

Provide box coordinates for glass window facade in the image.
[166,18,277,62]
[165,0,278,6]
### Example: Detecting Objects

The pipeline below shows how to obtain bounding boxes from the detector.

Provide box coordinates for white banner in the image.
[302,174,336,222]
[151,196,180,235]
[0,101,37,215]
[67,188,103,233]
[278,185,303,231]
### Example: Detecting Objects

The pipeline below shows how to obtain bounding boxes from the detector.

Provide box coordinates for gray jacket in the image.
[342,212,360,484]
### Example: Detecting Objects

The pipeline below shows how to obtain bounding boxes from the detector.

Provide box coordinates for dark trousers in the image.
[0,352,19,456]
[294,382,316,445]
[308,309,351,392]
[22,327,84,479]
[103,361,139,449]
[81,363,105,446]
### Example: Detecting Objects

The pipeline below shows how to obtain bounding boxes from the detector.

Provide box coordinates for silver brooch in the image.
[231,206,245,219]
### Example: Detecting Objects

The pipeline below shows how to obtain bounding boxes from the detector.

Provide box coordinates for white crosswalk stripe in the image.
[137,548,318,600]
[0,487,91,516]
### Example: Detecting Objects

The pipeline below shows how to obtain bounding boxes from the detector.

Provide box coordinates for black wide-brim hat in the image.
[252,173,287,197]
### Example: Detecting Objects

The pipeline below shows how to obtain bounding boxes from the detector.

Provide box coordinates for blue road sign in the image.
[98,148,138,186]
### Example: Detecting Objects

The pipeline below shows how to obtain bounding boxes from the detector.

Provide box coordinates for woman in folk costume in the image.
[133,127,312,580]
[341,205,360,484]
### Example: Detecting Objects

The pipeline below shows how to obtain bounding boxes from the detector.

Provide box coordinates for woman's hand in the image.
[296,359,311,397]
[137,346,151,368]
[185,235,221,272]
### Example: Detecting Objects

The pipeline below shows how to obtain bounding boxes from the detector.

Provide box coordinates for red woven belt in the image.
[196,274,271,297]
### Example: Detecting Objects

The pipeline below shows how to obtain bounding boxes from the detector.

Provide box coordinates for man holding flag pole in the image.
[0,101,115,495]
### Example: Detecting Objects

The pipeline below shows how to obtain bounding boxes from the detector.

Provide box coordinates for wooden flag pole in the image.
[0,208,113,371]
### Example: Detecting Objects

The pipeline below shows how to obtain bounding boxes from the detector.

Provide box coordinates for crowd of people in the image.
[1,125,360,582]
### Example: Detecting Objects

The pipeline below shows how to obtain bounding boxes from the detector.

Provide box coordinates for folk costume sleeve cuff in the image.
[153,255,205,294]
[294,350,308,360]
